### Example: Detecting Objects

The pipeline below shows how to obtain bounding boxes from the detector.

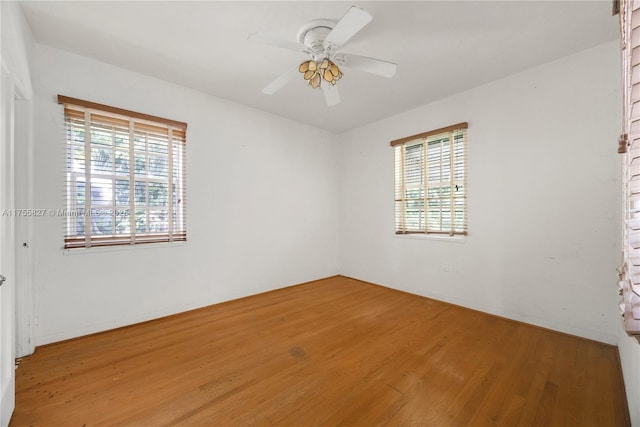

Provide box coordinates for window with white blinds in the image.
[391,122,468,236]
[58,95,187,249]
[620,0,640,339]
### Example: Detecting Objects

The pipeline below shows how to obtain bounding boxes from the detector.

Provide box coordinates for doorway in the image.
[0,62,17,427]
[0,62,33,427]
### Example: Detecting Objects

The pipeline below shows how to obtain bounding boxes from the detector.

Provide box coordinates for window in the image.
[619,0,640,340]
[58,95,187,249]
[391,122,468,236]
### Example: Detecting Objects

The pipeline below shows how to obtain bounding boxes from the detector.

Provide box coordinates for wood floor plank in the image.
[10,276,630,426]
[463,323,536,425]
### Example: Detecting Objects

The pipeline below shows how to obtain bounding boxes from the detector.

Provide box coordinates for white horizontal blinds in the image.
[131,122,187,243]
[394,142,408,232]
[395,141,424,232]
[393,123,467,236]
[60,96,187,249]
[621,0,640,335]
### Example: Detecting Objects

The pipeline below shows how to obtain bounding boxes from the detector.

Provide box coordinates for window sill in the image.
[63,241,186,255]
[394,233,466,243]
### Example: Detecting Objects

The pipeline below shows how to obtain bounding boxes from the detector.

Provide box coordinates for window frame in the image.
[58,95,187,249]
[391,122,468,237]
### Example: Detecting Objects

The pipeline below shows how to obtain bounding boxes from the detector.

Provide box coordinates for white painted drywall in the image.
[619,334,640,426]
[31,45,340,345]
[340,41,622,345]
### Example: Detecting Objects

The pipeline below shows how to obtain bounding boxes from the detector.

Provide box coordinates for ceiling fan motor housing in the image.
[297,19,337,60]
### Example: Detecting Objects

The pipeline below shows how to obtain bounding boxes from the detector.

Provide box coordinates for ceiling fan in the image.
[248,6,397,107]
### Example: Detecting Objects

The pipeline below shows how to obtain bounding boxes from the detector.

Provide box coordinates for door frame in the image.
[0,57,34,427]
[13,84,34,359]
[0,59,17,427]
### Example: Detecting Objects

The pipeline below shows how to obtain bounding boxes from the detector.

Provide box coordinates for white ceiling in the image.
[19,1,619,133]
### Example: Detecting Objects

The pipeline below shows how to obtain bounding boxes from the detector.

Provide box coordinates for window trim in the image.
[58,95,187,249]
[390,122,468,147]
[57,95,187,130]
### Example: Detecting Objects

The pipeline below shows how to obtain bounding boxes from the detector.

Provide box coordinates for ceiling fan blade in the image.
[321,84,340,107]
[337,53,397,78]
[323,6,372,49]
[248,32,307,53]
[262,69,298,95]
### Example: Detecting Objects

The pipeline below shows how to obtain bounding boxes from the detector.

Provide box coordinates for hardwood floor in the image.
[11,276,630,426]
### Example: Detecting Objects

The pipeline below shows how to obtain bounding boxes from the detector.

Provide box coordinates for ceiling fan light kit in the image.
[299,58,343,89]
[249,6,397,106]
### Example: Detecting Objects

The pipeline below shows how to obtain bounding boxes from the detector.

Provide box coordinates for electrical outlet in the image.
[442,263,453,272]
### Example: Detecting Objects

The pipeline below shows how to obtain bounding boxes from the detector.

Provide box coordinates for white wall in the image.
[340,41,622,345]
[619,334,640,426]
[32,45,340,345]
